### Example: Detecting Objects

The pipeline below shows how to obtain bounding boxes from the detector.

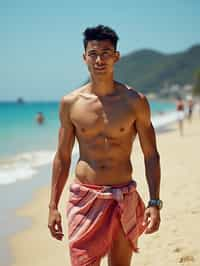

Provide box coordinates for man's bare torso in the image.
[66,82,140,185]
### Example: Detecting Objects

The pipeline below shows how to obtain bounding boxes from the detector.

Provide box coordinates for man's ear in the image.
[83,53,86,62]
[114,51,120,63]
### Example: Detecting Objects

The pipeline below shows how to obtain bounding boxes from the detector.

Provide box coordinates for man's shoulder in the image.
[60,86,88,107]
[122,84,151,120]
[122,84,148,106]
[61,88,79,103]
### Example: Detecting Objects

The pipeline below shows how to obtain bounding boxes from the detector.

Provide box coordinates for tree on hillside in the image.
[193,69,200,95]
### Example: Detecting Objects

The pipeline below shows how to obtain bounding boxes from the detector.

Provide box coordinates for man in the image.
[176,96,185,136]
[187,96,194,122]
[48,25,162,266]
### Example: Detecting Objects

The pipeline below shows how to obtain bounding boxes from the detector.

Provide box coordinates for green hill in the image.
[114,44,200,93]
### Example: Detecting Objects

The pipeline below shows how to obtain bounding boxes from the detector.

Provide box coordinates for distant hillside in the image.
[114,44,200,93]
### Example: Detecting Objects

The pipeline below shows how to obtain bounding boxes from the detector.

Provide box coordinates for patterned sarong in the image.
[67,180,146,266]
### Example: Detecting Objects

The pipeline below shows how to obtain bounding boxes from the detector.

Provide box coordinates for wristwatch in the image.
[147,199,163,210]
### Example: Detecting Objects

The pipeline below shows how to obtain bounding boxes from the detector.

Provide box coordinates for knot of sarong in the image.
[95,187,124,202]
[70,180,136,204]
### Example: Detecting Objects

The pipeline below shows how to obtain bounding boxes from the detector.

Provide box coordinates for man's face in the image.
[83,40,120,76]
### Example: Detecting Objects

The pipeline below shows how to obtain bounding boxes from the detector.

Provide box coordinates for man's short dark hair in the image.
[83,25,119,51]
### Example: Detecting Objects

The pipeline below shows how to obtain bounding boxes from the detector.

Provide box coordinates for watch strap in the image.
[147,199,163,209]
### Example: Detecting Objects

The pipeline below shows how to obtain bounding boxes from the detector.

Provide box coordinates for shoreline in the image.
[0,156,78,266]
[4,113,200,266]
[0,164,52,266]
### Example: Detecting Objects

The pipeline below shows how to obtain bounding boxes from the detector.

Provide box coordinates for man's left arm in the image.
[134,94,161,234]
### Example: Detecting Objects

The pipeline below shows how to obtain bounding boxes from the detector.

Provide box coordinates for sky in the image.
[0,0,200,101]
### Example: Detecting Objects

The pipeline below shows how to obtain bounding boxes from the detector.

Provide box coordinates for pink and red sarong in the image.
[67,179,146,266]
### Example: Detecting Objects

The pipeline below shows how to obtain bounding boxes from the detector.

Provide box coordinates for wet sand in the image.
[10,114,200,266]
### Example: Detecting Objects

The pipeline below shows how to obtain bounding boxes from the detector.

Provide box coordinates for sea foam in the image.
[0,144,79,185]
[0,151,55,185]
[152,110,180,129]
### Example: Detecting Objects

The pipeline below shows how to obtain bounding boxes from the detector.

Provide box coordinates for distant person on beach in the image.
[48,25,162,266]
[186,96,194,122]
[197,101,200,118]
[176,96,185,136]
[36,112,44,125]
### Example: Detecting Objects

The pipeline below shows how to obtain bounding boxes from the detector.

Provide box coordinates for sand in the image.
[10,114,200,266]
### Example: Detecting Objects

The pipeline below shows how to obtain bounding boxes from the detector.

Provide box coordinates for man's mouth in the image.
[94,66,106,71]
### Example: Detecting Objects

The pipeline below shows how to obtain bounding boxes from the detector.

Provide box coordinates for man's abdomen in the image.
[74,158,133,185]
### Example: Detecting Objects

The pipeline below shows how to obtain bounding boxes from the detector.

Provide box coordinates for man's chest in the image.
[70,97,135,137]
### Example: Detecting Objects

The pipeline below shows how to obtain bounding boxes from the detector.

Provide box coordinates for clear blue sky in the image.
[0,0,200,101]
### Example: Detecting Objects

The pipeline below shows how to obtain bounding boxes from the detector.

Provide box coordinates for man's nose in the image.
[96,55,103,64]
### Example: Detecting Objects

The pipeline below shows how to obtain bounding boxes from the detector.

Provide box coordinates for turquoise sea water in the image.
[0,102,59,156]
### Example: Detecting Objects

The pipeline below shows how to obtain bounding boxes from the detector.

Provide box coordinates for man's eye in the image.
[103,52,112,57]
[89,53,97,57]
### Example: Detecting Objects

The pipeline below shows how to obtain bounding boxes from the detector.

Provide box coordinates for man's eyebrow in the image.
[87,49,97,53]
[101,48,114,51]
[102,49,115,52]
[87,48,114,53]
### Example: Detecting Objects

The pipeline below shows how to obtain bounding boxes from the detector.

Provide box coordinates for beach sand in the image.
[10,114,200,266]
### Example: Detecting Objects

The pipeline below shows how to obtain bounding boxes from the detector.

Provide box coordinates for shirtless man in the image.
[48,25,162,266]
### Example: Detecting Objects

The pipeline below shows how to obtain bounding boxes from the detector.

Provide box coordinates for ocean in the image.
[0,99,176,266]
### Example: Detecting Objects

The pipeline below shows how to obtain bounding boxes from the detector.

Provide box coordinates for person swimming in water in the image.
[36,112,45,125]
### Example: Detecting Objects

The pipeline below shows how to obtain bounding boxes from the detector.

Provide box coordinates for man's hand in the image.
[143,207,161,234]
[48,209,64,241]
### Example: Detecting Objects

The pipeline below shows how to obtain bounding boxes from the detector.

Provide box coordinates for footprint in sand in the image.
[173,247,181,253]
[191,210,199,214]
[179,255,195,263]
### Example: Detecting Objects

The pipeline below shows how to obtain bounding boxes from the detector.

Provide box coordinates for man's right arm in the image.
[48,95,75,240]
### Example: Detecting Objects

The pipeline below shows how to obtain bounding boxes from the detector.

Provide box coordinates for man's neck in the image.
[89,76,116,97]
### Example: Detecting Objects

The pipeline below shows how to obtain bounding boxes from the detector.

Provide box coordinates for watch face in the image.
[158,200,163,209]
